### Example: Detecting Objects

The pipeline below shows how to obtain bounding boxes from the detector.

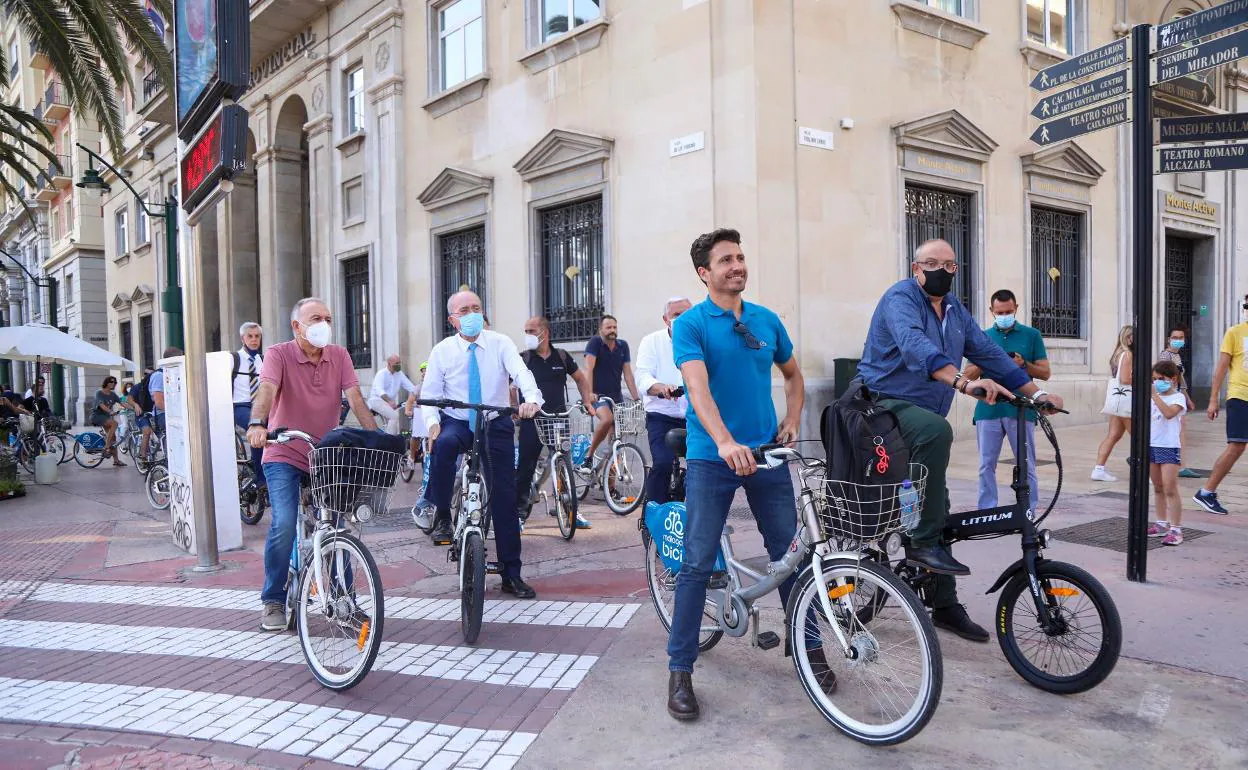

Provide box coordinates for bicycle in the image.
[368,407,419,484]
[575,397,648,515]
[72,431,107,468]
[33,416,68,464]
[416,397,516,644]
[873,391,1122,695]
[129,415,166,475]
[641,436,942,746]
[266,427,398,690]
[523,408,583,541]
[145,459,170,510]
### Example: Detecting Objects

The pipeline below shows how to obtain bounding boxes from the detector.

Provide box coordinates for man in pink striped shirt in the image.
[246,297,378,631]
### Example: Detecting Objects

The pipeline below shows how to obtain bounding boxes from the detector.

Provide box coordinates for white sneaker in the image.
[1090,467,1118,482]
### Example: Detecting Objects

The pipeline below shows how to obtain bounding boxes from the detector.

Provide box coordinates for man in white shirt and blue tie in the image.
[421,290,543,599]
[636,297,692,503]
[232,322,265,488]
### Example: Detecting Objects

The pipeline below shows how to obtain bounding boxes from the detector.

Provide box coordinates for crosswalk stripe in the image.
[0,675,537,768]
[0,619,597,691]
[0,580,641,629]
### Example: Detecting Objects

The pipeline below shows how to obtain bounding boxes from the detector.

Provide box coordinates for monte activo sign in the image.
[180,104,248,213]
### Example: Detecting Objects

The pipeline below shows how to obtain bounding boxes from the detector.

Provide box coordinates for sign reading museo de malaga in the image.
[176,0,250,141]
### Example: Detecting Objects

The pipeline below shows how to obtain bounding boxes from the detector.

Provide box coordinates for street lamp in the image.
[74,142,183,349]
[0,246,63,416]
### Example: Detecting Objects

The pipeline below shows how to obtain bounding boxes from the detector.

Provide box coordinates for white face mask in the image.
[300,320,332,349]
[523,333,540,351]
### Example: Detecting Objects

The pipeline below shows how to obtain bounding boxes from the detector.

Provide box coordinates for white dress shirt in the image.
[421,330,543,430]
[371,367,418,403]
[635,327,687,419]
[231,347,264,404]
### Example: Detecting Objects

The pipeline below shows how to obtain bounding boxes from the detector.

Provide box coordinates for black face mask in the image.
[920,269,955,298]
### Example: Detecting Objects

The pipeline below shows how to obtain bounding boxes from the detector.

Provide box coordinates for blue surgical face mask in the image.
[1170,339,1185,350]
[457,312,485,337]
[1155,380,1173,393]
[994,314,1016,330]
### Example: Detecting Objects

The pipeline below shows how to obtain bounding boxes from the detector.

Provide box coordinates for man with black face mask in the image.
[857,239,1065,642]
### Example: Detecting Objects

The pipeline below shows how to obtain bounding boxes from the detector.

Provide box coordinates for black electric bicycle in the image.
[868,391,1122,694]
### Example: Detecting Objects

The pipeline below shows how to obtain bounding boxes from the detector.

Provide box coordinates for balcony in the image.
[34,173,57,203]
[48,155,71,189]
[30,41,50,70]
[41,84,69,122]
[250,0,329,66]
[138,70,173,125]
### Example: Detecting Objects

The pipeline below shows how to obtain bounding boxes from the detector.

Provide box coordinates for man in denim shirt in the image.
[858,239,1065,642]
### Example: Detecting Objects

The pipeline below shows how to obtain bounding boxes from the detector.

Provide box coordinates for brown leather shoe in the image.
[667,671,700,721]
[805,647,839,695]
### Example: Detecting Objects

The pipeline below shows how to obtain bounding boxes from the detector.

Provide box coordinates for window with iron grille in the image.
[139,314,154,369]
[439,225,487,338]
[342,256,371,368]
[1030,206,1083,339]
[119,320,133,364]
[540,196,605,342]
[904,184,974,312]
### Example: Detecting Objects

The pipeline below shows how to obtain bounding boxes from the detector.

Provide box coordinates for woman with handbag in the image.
[1092,325,1134,482]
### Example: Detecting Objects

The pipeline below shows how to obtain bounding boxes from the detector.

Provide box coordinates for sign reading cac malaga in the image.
[175,0,249,142]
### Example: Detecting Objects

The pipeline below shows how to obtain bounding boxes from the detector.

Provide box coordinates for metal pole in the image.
[162,199,184,349]
[1127,23,1154,583]
[47,277,63,418]
[178,176,221,573]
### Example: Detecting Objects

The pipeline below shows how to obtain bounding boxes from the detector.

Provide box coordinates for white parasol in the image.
[0,323,137,370]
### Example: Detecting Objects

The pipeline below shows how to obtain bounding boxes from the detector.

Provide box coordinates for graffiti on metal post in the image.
[170,476,195,553]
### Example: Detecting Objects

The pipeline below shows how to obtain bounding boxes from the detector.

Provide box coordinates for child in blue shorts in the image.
[1148,361,1187,546]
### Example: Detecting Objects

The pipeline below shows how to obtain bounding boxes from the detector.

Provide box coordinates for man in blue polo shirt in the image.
[858,239,1064,642]
[962,289,1049,513]
[664,227,821,721]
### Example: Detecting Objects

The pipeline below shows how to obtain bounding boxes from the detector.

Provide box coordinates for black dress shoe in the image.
[500,577,536,599]
[931,604,990,643]
[804,647,839,695]
[905,544,971,576]
[667,671,700,721]
[430,516,454,546]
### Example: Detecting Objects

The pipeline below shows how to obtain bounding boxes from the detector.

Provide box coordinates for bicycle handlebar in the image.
[416,398,516,417]
[967,387,1068,415]
[265,427,315,445]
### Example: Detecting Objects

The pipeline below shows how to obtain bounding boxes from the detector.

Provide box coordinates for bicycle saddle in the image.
[665,429,687,458]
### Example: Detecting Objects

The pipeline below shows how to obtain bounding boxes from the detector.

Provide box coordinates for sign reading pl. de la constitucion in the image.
[1030,37,1128,91]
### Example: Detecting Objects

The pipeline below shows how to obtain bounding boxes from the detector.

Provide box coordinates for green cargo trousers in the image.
[879,398,958,609]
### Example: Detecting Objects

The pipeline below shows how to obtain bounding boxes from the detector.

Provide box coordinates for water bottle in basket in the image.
[898,478,919,532]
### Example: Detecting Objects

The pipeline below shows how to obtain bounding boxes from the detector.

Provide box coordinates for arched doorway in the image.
[272,96,312,340]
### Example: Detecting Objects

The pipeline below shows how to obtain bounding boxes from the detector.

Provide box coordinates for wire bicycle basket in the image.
[535,415,573,450]
[813,464,928,546]
[612,401,646,436]
[307,446,403,524]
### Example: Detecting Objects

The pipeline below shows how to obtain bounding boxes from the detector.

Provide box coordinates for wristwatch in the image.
[248,418,267,428]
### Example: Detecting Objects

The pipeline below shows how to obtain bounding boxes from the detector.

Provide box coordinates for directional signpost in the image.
[1156,143,1248,174]
[1030,69,1129,120]
[1153,26,1248,84]
[1155,0,1248,50]
[1030,97,1130,145]
[1158,112,1248,144]
[1029,37,1129,91]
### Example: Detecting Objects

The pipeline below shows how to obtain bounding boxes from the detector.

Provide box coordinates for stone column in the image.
[217,172,260,340]
[302,114,333,308]
[366,13,404,361]
[5,275,25,391]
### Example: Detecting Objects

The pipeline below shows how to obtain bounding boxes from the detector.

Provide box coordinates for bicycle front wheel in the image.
[399,455,415,483]
[145,464,171,510]
[238,465,264,525]
[605,442,647,515]
[996,560,1121,694]
[552,455,577,542]
[461,530,486,644]
[642,529,722,652]
[42,433,67,464]
[297,532,385,691]
[786,556,942,746]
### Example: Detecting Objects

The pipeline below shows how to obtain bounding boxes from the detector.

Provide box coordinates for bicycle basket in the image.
[535,415,572,450]
[307,446,403,523]
[813,463,928,545]
[612,401,646,436]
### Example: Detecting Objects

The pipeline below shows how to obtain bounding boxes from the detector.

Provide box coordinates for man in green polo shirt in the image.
[963,289,1049,512]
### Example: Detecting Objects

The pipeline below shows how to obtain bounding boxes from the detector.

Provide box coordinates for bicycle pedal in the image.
[446,548,458,562]
[756,631,781,651]
[486,561,502,575]
[708,571,729,590]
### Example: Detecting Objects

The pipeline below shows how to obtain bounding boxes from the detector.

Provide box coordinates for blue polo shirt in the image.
[672,296,794,462]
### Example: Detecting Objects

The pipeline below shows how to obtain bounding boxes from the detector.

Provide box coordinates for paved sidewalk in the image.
[0,412,1245,768]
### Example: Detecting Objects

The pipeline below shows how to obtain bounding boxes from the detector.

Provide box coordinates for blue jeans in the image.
[667,460,804,673]
[645,413,684,505]
[233,403,265,488]
[426,416,523,580]
[976,417,1039,512]
[261,461,307,605]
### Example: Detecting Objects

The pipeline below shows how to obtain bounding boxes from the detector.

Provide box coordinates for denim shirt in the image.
[858,279,1030,417]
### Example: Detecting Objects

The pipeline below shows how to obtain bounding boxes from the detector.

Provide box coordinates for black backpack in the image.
[820,379,911,486]
[131,372,155,413]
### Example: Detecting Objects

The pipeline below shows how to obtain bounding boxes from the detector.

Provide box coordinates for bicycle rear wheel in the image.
[461,530,486,644]
[145,464,171,510]
[41,433,67,464]
[73,435,105,468]
[786,556,942,746]
[17,439,37,474]
[605,442,647,515]
[642,529,722,652]
[996,560,1121,694]
[296,531,385,691]
[552,455,577,542]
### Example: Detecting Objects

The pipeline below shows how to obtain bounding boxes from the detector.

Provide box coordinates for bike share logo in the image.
[662,507,685,566]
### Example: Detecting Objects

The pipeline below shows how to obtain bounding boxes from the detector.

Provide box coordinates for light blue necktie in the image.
[467,342,481,429]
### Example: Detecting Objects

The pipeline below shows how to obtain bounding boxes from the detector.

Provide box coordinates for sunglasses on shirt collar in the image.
[733,321,765,350]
